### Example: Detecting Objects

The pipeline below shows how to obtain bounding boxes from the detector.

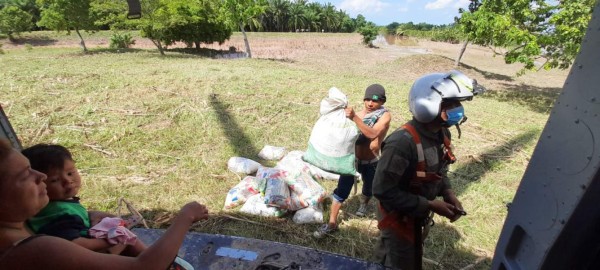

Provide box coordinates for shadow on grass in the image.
[450,129,540,196]
[424,222,491,269]
[209,93,259,158]
[6,35,58,46]
[168,47,247,59]
[336,195,490,269]
[486,82,561,114]
[458,61,515,82]
[87,48,147,55]
[261,58,296,63]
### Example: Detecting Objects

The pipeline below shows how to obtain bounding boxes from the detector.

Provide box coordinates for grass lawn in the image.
[0,31,568,269]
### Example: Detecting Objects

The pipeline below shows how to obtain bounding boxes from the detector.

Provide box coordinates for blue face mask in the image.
[444,106,465,126]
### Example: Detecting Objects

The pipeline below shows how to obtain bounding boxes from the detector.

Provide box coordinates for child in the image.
[22,144,193,269]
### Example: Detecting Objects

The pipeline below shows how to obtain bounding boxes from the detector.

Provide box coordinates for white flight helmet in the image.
[409,70,482,123]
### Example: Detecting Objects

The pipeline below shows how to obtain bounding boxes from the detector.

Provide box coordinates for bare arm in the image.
[72,237,113,252]
[14,202,209,270]
[88,211,116,226]
[346,107,391,139]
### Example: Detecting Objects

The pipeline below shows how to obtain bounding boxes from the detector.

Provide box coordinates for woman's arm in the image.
[72,237,113,252]
[14,201,209,270]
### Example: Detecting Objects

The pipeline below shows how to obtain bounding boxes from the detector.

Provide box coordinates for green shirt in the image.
[27,197,90,240]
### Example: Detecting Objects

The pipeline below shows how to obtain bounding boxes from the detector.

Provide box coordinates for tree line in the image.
[2,0,596,73]
[0,0,377,56]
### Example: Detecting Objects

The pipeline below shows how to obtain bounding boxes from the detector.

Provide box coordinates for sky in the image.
[313,0,471,26]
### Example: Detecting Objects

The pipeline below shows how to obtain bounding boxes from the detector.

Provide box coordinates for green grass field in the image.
[0,31,567,269]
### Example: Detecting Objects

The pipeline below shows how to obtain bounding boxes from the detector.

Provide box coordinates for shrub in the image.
[0,43,4,54]
[430,28,463,44]
[357,22,378,46]
[0,6,34,41]
[109,32,135,49]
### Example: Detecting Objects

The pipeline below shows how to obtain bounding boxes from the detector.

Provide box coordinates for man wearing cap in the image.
[314,84,392,238]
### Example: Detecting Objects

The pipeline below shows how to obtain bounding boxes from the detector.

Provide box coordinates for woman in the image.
[0,139,209,269]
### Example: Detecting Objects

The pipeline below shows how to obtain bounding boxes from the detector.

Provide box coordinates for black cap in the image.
[364,84,386,102]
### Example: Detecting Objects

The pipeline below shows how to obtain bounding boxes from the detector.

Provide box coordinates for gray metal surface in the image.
[133,228,388,270]
[0,105,21,150]
[491,4,600,270]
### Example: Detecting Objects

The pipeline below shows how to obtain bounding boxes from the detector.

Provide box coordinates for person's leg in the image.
[330,174,355,226]
[356,162,377,216]
[314,174,354,238]
[373,230,416,270]
[360,161,377,198]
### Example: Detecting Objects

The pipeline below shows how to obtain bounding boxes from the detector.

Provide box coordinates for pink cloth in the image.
[89,217,138,245]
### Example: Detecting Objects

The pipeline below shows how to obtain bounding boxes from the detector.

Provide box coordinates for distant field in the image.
[0,31,569,269]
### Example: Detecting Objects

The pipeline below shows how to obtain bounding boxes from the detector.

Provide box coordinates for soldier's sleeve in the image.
[439,127,453,195]
[439,165,452,196]
[373,136,429,217]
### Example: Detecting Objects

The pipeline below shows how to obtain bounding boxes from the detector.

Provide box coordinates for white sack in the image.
[227,157,261,175]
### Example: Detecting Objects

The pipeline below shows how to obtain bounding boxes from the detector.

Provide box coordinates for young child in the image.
[22,144,193,269]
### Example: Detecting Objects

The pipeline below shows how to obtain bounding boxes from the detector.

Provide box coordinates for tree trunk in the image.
[194,41,201,51]
[455,40,468,67]
[75,28,88,52]
[240,23,252,58]
[150,39,165,55]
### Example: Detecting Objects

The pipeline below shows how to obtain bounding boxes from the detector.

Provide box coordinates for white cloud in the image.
[425,0,454,10]
[339,0,390,13]
[398,7,409,13]
[454,0,470,8]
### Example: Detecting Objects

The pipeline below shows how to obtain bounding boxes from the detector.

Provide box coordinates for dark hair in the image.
[21,144,73,174]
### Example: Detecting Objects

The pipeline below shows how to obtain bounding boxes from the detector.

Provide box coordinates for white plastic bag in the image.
[258,145,287,160]
[303,87,359,175]
[264,177,291,208]
[275,151,327,207]
[223,176,263,209]
[240,194,286,217]
[292,204,324,224]
[306,162,341,181]
[277,151,340,181]
[227,157,261,175]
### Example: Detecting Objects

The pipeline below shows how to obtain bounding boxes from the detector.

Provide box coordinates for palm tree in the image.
[305,2,322,32]
[320,3,337,32]
[287,2,306,31]
[268,0,290,32]
[304,8,320,32]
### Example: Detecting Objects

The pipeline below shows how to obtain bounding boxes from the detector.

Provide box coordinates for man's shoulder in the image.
[384,127,415,147]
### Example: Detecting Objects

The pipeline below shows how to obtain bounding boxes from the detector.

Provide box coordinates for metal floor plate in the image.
[132,228,388,270]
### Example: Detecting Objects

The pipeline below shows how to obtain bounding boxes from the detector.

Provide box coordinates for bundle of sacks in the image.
[225,151,331,224]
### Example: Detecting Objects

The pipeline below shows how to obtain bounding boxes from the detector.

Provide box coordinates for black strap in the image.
[414,218,423,270]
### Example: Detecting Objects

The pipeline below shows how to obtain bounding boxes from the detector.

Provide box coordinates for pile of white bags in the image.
[224,151,329,224]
